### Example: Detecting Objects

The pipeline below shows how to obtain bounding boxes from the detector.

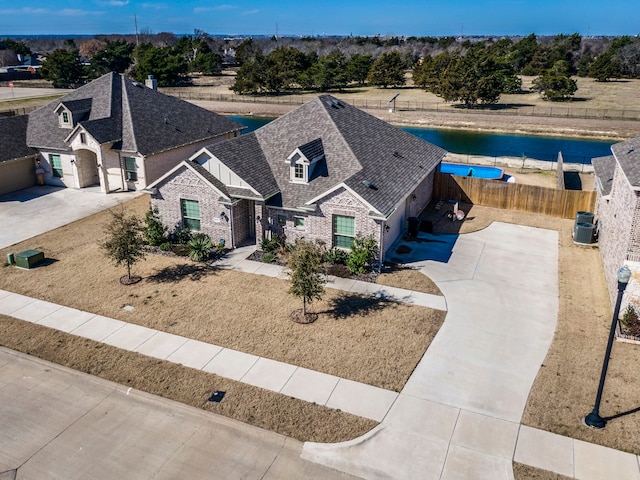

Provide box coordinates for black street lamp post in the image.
[584,265,632,429]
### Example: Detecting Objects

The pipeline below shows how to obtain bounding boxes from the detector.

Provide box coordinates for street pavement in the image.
[0,347,358,480]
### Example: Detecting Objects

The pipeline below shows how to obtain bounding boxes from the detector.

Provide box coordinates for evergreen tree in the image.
[40,48,85,87]
[367,51,406,88]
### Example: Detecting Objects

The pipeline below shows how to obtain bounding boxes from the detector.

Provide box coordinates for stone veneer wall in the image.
[151,167,232,245]
[596,163,639,304]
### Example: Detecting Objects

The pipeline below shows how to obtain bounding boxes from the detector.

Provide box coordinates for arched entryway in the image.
[74,149,99,188]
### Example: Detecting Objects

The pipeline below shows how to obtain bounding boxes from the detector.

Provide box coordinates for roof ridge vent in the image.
[628,145,635,154]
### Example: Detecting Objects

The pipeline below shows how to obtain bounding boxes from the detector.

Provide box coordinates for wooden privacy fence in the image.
[433,172,597,219]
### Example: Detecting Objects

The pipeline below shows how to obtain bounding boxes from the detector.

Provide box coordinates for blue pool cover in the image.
[439,162,504,180]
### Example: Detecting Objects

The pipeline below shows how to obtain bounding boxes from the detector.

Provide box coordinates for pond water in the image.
[228,115,615,166]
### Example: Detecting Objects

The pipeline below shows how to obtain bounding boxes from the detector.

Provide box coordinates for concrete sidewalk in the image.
[0,288,398,422]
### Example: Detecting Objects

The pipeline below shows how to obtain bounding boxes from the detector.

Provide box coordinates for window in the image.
[277,214,286,225]
[80,132,86,144]
[181,199,201,231]
[50,154,63,178]
[294,216,305,229]
[294,163,304,180]
[62,112,69,123]
[124,157,138,181]
[333,215,355,249]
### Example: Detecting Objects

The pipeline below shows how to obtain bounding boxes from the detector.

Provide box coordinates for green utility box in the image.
[15,249,45,269]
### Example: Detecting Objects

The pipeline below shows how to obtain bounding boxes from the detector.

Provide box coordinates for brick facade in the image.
[150,167,233,246]
[596,163,640,305]
[260,187,390,257]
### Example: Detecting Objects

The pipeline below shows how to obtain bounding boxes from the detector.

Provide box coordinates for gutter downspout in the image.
[378,220,386,274]
[229,205,236,248]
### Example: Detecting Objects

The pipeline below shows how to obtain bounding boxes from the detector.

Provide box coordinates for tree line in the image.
[3,32,640,106]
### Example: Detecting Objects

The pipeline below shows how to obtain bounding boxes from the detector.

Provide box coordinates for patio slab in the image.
[202,348,260,381]
[513,426,574,478]
[70,315,126,342]
[133,331,188,360]
[326,378,398,422]
[36,307,95,332]
[9,299,63,323]
[280,367,340,405]
[102,323,158,351]
[166,339,223,370]
[242,357,298,392]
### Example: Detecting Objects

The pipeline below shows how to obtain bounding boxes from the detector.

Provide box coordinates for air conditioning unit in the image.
[574,222,595,244]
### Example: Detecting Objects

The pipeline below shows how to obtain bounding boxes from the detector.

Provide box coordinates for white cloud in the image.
[194,5,236,13]
[141,2,168,9]
[242,8,259,15]
[0,7,49,14]
[97,0,130,6]
[60,8,92,16]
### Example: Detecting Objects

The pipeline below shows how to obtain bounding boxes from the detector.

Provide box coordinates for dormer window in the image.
[289,151,308,183]
[58,108,72,129]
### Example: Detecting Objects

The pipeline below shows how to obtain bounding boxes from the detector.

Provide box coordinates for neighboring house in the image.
[0,115,38,196]
[25,72,243,193]
[148,95,447,260]
[593,136,640,306]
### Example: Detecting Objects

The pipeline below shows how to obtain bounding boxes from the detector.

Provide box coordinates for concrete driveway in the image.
[303,222,560,479]
[0,348,355,480]
[0,186,142,249]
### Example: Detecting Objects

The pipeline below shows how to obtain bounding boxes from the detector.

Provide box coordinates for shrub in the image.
[262,252,275,263]
[144,207,167,246]
[216,240,226,252]
[324,247,349,265]
[172,226,192,245]
[347,233,378,275]
[188,233,213,261]
[260,234,281,253]
[159,242,172,251]
[621,304,640,336]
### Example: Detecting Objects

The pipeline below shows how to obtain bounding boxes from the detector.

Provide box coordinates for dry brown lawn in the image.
[0,195,444,392]
[513,463,573,480]
[0,315,376,443]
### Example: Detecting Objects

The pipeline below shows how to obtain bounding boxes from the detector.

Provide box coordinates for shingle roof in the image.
[26,72,243,156]
[611,137,640,189]
[205,132,279,199]
[0,115,37,162]
[592,155,616,196]
[298,138,324,161]
[252,94,446,216]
